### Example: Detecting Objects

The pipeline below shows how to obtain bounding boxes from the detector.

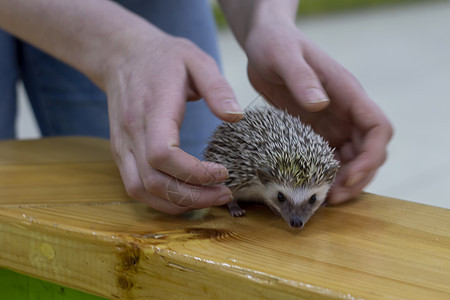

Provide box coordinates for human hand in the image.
[244,21,393,204]
[0,0,244,214]
[104,26,243,214]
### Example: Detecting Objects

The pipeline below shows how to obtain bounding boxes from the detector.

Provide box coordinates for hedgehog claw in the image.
[227,201,246,217]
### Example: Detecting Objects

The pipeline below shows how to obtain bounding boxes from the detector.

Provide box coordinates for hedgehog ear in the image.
[330,162,340,175]
[257,168,273,185]
[326,163,340,182]
[310,174,317,184]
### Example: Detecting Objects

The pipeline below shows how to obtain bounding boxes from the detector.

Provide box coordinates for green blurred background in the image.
[213,0,442,27]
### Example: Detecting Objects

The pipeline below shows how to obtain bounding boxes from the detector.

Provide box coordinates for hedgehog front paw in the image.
[227,201,246,217]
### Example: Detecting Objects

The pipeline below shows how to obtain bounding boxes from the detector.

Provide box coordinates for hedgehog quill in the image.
[204,106,339,229]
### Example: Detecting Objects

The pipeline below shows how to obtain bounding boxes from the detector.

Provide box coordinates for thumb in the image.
[277,56,330,112]
[186,52,244,123]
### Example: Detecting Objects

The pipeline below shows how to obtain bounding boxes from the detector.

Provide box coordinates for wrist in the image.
[243,1,299,52]
[219,0,298,48]
[251,0,298,26]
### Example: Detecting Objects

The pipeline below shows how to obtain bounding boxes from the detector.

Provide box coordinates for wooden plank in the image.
[0,137,449,299]
[0,137,132,207]
[0,136,112,165]
[0,162,131,206]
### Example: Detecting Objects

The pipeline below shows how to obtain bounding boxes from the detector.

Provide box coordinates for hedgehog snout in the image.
[289,217,304,228]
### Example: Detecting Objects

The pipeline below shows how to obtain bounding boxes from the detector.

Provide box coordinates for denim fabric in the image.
[0,0,222,158]
[0,30,18,140]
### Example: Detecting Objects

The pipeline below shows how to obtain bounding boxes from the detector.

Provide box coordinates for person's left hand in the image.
[243,20,393,204]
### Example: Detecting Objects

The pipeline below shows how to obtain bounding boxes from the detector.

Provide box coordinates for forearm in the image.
[218,0,298,48]
[0,0,161,89]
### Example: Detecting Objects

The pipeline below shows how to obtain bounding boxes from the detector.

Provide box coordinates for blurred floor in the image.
[17,1,450,208]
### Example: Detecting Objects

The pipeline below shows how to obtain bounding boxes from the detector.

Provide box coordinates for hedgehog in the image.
[203,105,339,229]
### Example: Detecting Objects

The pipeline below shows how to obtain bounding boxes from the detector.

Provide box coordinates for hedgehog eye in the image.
[308,194,317,205]
[277,192,286,202]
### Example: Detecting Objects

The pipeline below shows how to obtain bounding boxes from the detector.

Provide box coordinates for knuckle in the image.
[373,150,388,170]
[372,146,388,168]
[294,64,318,82]
[146,145,172,169]
[121,109,141,134]
[174,37,202,58]
[386,120,395,141]
[381,151,388,165]
[142,174,163,195]
[124,182,142,200]
[275,59,318,87]
[264,46,307,76]
[174,37,195,49]
[204,79,232,96]
[261,44,286,68]
[198,51,216,66]
[178,37,212,61]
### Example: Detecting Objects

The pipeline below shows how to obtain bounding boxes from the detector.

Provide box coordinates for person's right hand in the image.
[104,26,244,214]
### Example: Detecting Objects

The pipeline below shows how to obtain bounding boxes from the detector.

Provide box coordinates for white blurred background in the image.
[16,1,450,208]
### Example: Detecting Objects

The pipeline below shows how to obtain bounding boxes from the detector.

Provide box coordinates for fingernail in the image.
[346,172,365,187]
[305,88,329,104]
[222,99,244,115]
[218,193,233,205]
[214,167,229,182]
[204,162,229,183]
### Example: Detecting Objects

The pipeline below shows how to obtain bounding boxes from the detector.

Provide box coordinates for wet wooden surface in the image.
[0,137,449,299]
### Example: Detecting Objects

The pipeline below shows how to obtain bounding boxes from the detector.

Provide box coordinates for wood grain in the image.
[0,137,449,299]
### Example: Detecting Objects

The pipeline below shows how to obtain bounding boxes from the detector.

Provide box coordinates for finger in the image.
[186,51,244,123]
[146,135,230,185]
[343,118,392,188]
[247,63,288,109]
[323,71,393,189]
[274,54,330,112]
[117,148,232,213]
[327,170,377,205]
[164,176,232,208]
[326,106,391,203]
[338,141,357,164]
[143,81,230,185]
[330,134,387,200]
[115,149,190,214]
[186,85,201,102]
[135,161,233,208]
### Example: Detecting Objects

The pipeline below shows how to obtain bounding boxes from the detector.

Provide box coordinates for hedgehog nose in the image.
[290,218,303,228]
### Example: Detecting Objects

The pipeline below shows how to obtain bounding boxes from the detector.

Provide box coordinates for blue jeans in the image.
[0,0,222,158]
